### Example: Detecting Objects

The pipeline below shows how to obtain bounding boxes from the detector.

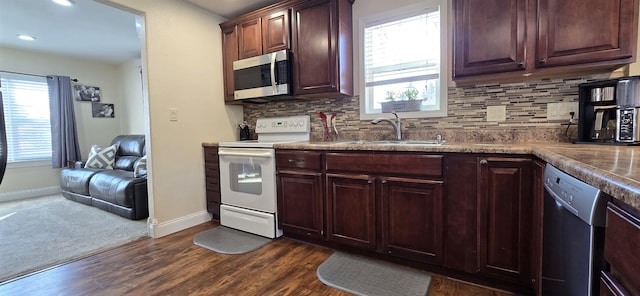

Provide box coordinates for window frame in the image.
[0,71,53,165]
[358,0,449,120]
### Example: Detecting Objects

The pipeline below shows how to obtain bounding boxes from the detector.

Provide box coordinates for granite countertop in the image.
[275,141,640,210]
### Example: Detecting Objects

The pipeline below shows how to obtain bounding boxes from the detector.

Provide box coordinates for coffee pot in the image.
[239,121,251,141]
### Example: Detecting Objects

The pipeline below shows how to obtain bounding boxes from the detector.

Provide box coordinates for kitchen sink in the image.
[337,140,446,146]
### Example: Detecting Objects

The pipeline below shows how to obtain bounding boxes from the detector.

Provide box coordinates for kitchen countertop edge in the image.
[274,141,640,209]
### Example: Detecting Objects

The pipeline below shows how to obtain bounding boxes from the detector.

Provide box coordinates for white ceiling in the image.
[0,0,281,65]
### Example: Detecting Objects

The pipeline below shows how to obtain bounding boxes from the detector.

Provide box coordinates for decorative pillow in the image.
[134,155,147,178]
[84,144,118,169]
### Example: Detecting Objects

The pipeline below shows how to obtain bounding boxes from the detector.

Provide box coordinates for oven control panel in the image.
[255,115,310,134]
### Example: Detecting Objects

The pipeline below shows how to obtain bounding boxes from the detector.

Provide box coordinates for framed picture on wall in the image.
[91,102,115,118]
[74,84,101,102]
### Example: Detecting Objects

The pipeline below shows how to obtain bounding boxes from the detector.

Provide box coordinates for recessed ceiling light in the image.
[17,34,36,41]
[51,0,75,6]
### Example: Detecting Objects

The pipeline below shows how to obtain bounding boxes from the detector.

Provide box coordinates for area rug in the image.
[193,226,271,254]
[317,251,432,296]
[0,194,148,283]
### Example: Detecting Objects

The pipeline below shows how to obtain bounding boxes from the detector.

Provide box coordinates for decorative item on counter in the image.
[330,112,338,140]
[239,121,251,140]
[316,111,338,141]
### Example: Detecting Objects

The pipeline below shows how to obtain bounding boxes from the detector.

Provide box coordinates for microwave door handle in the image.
[270,52,277,93]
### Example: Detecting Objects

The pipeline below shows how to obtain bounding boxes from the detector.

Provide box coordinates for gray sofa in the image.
[60,135,148,220]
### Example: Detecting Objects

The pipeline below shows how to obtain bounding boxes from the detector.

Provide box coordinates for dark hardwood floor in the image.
[0,221,516,296]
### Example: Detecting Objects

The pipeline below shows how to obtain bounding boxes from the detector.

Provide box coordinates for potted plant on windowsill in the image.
[381,87,422,113]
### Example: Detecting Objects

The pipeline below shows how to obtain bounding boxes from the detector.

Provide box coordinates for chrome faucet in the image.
[371,111,402,140]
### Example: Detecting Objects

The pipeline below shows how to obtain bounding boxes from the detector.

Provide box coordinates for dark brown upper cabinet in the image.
[219,0,354,103]
[221,26,239,103]
[453,0,639,80]
[238,18,263,59]
[291,0,353,98]
[262,10,290,54]
[220,6,290,102]
[537,0,638,68]
[453,0,528,77]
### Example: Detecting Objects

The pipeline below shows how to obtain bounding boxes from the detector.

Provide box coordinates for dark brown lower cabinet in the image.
[601,202,640,295]
[477,156,534,284]
[203,145,221,219]
[380,177,444,264]
[276,150,324,239]
[326,173,377,250]
[324,152,445,262]
[276,170,324,239]
[276,150,541,294]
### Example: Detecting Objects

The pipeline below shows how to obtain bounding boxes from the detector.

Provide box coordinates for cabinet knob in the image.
[381,180,387,184]
[480,159,488,165]
[538,58,547,65]
[368,180,373,184]
[517,62,525,69]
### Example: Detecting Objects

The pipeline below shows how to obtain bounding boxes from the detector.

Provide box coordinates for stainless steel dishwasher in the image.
[542,164,610,296]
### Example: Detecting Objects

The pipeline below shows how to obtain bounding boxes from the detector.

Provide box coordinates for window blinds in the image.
[0,72,52,162]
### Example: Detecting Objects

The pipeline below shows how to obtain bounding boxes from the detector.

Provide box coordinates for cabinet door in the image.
[537,0,638,68]
[444,154,478,273]
[380,177,444,264]
[604,203,640,294]
[238,18,263,59]
[291,0,353,97]
[326,173,376,250]
[453,0,527,77]
[477,157,533,283]
[262,9,290,54]
[277,170,323,239]
[221,25,238,102]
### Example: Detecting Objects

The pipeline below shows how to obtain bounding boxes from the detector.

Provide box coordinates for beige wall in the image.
[118,59,145,134]
[107,0,243,236]
[0,46,129,198]
[629,15,640,76]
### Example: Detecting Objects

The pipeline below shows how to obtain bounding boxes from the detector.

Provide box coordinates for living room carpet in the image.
[193,226,271,254]
[317,251,432,296]
[0,194,147,283]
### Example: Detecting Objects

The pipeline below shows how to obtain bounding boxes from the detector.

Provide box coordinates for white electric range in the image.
[217,115,310,238]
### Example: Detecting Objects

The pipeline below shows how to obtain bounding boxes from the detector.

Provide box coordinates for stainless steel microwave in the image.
[233,49,291,102]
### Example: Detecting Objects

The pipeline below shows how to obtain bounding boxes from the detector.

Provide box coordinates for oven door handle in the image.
[218,149,273,158]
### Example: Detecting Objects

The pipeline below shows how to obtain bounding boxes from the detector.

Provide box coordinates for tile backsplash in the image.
[243,73,613,143]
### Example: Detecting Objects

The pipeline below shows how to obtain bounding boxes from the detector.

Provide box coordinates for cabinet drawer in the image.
[205,164,219,176]
[276,150,322,170]
[604,203,640,294]
[325,152,443,177]
[203,147,219,161]
[206,176,220,188]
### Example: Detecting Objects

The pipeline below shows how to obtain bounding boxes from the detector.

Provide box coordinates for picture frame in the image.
[91,102,115,118]
[74,84,101,102]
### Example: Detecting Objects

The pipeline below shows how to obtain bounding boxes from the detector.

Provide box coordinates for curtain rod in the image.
[1,70,77,82]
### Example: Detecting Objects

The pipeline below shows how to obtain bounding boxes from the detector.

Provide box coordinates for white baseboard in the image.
[147,210,212,238]
[0,186,61,203]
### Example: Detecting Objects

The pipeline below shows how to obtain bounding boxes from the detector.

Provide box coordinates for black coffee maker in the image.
[577,76,640,145]
[239,121,251,141]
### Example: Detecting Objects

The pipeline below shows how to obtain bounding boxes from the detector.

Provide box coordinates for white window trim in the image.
[358,0,449,120]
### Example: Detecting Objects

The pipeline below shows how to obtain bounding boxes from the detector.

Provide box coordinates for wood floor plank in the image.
[0,221,517,296]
